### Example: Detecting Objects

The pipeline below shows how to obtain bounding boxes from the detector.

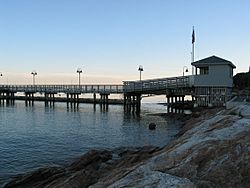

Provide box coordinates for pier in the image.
[123,76,193,113]
[0,56,237,113]
[0,84,123,107]
[0,76,193,113]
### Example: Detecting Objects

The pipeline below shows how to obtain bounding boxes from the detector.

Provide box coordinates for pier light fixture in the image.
[183,66,189,76]
[77,68,83,86]
[0,72,2,84]
[138,65,144,81]
[31,71,37,85]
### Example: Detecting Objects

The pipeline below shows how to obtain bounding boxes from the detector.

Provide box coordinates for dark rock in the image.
[149,123,156,130]
[3,166,65,188]
[4,147,159,188]
[67,150,112,172]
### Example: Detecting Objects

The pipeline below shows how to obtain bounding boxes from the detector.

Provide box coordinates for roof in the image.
[191,55,236,68]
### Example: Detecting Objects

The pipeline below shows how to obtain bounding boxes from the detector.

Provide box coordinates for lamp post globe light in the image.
[183,66,188,76]
[77,68,83,86]
[138,65,144,81]
[31,71,37,85]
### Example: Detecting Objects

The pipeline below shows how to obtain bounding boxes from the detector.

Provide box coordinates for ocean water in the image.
[0,100,181,185]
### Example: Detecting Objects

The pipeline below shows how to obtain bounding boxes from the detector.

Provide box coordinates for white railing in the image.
[0,76,194,94]
[0,84,124,94]
[123,76,193,93]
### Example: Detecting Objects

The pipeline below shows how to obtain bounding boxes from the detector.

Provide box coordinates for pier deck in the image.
[0,84,123,94]
[0,76,195,113]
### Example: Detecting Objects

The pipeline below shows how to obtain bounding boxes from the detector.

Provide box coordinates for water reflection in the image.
[100,104,109,112]
[0,101,180,186]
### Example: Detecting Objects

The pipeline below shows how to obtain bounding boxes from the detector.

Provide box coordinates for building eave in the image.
[191,55,236,69]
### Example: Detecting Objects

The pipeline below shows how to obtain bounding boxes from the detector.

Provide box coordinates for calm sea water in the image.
[0,100,181,185]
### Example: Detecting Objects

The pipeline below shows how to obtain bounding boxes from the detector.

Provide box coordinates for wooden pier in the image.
[123,76,193,113]
[0,76,194,113]
[0,85,123,108]
[0,55,235,114]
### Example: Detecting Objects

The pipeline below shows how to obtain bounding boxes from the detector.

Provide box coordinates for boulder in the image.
[149,123,156,130]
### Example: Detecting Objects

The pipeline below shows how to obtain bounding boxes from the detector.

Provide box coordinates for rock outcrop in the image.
[4,105,250,188]
[3,146,160,188]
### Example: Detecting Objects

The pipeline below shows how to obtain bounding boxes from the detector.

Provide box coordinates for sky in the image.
[0,0,249,84]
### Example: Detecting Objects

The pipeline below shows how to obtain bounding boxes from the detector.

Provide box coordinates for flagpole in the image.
[192,38,194,74]
[191,52,193,74]
[192,26,195,75]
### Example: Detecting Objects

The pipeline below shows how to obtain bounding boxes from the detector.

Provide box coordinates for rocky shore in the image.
[3,105,250,188]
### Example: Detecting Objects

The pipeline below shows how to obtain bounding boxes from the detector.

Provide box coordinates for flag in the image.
[192,28,195,44]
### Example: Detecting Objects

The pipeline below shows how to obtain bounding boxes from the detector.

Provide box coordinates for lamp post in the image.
[138,65,144,81]
[183,66,188,76]
[0,73,2,84]
[77,68,83,86]
[31,71,37,85]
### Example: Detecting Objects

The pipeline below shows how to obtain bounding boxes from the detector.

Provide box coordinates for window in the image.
[200,67,209,75]
[230,67,233,78]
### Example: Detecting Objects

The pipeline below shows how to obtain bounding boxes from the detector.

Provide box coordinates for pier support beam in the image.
[25,92,35,106]
[65,93,81,109]
[124,93,141,115]
[45,93,56,107]
[166,93,188,113]
[99,93,109,112]
[0,92,3,105]
[100,93,109,104]
[1,92,16,105]
[93,93,96,104]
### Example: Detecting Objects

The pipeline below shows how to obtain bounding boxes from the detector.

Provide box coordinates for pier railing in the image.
[0,84,124,94]
[0,76,194,95]
[123,76,193,93]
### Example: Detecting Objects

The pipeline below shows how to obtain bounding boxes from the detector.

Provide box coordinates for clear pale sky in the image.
[0,0,249,84]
